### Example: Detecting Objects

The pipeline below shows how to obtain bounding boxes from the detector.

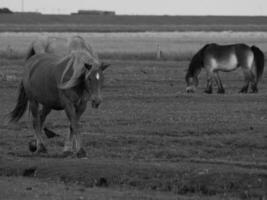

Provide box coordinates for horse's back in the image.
[205,43,250,57]
[23,54,65,109]
[46,37,69,56]
[25,53,60,76]
[203,43,253,71]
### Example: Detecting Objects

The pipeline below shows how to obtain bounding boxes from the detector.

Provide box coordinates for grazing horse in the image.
[9,47,109,157]
[185,43,265,93]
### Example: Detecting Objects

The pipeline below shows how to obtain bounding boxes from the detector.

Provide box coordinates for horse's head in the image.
[58,50,110,108]
[84,62,110,108]
[185,45,208,93]
[185,72,198,93]
[185,58,201,93]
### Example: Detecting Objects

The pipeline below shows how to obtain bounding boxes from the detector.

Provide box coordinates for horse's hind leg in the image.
[251,83,258,93]
[40,106,59,138]
[29,101,47,153]
[239,81,249,93]
[239,69,250,93]
[250,72,258,93]
[214,72,225,94]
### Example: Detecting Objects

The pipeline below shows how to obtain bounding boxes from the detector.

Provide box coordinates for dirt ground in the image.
[0,59,266,199]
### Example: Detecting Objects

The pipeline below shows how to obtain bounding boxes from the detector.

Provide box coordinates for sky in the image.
[1,0,267,16]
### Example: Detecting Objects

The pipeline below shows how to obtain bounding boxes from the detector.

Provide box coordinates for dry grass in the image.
[1,32,267,61]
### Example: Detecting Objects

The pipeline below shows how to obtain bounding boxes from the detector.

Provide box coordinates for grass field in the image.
[0,32,267,199]
[1,14,267,32]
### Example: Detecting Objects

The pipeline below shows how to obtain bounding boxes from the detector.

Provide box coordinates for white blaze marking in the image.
[96,73,100,80]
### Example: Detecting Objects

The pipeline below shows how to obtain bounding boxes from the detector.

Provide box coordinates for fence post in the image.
[156,43,161,60]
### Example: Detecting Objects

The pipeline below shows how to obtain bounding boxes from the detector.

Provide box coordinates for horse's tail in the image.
[251,45,265,82]
[9,82,28,123]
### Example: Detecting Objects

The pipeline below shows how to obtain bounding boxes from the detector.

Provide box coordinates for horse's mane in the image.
[68,36,99,60]
[58,49,100,89]
[25,46,36,60]
[25,36,98,61]
[26,36,101,89]
[25,39,48,60]
[186,44,210,79]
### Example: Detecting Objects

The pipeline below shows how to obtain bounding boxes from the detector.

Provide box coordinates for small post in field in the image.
[156,43,161,60]
[21,0,24,12]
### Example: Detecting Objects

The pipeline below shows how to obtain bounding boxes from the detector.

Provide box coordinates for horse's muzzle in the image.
[186,86,195,93]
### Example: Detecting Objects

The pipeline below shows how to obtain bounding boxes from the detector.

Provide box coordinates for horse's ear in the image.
[84,63,92,71]
[100,62,110,71]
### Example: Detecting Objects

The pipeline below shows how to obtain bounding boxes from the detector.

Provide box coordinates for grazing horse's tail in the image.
[9,82,28,123]
[251,45,265,82]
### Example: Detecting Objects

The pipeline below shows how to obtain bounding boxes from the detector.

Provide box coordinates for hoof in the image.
[250,88,258,93]
[76,148,87,158]
[217,89,225,94]
[239,90,248,93]
[37,143,47,154]
[29,140,47,154]
[186,89,194,93]
[44,127,60,139]
[239,88,248,93]
[29,140,37,152]
[186,86,195,93]
[62,151,74,158]
[204,89,212,94]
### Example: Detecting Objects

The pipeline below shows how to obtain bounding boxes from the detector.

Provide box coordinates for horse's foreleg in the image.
[239,81,249,93]
[251,83,258,93]
[214,73,225,94]
[63,104,76,156]
[40,106,51,128]
[74,100,87,158]
[40,106,60,138]
[40,106,58,138]
[64,102,87,158]
[29,101,47,153]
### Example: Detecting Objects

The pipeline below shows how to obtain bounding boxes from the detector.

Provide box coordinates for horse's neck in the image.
[189,54,202,76]
[55,56,72,83]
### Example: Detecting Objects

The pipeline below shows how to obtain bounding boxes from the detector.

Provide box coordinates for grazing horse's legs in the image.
[240,69,258,93]
[214,72,225,94]
[250,72,258,93]
[240,69,253,93]
[251,83,258,93]
[29,101,47,153]
[204,71,213,94]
